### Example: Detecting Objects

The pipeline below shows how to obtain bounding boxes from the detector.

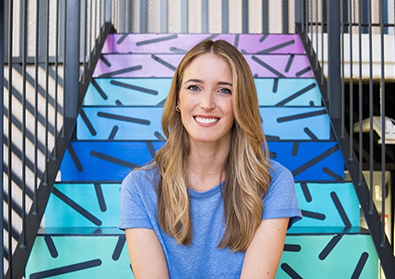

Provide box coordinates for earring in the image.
[176,105,180,112]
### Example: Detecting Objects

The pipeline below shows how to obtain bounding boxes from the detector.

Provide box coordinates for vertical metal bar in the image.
[305,0,309,43]
[34,0,40,213]
[82,0,87,84]
[181,0,188,33]
[283,0,289,33]
[327,0,341,119]
[88,0,93,68]
[7,0,13,275]
[44,0,50,186]
[321,0,324,85]
[222,0,228,33]
[105,0,112,23]
[202,0,208,33]
[64,0,80,122]
[315,0,318,69]
[0,0,5,275]
[349,0,353,160]
[379,0,386,246]
[21,0,28,248]
[99,0,102,44]
[54,0,60,160]
[358,0,363,185]
[94,0,97,54]
[368,0,373,214]
[124,0,130,32]
[242,0,248,33]
[140,0,147,33]
[62,0,67,138]
[262,0,269,33]
[341,0,345,138]
[310,0,313,54]
[161,0,168,33]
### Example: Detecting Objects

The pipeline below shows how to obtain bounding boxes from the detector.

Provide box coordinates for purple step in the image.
[93,54,313,78]
[102,34,306,54]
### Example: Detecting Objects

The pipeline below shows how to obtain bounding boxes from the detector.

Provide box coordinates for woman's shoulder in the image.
[268,160,294,185]
[122,162,161,192]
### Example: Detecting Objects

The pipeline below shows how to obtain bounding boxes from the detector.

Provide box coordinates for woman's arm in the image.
[125,228,170,279]
[240,218,289,279]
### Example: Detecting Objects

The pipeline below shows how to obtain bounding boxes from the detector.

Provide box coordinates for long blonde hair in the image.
[155,39,272,252]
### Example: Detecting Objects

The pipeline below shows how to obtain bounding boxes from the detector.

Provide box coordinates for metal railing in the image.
[296,0,395,277]
[1,0,395,278]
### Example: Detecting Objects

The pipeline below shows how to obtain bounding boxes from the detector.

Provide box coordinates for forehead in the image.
[183,53,232,80]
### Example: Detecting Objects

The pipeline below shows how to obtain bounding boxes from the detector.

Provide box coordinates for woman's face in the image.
[178,53,235,146]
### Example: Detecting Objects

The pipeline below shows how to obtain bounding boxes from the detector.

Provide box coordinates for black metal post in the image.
[262,0,269,33]
[242,0,248,33]
[327,0,341,120]
[221,0,228,33]
[282,0,289,33]
[0,0,5,275]
[64,0,80,124]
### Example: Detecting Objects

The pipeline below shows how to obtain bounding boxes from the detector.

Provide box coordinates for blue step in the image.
[45,182,359,228]
[76,107,331,141]
[26,230,378,279]
[83,78,322,107]
[59,141,344,182]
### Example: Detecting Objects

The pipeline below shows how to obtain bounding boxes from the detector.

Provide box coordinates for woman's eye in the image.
[188,85,200,91]
[219,88,231,94]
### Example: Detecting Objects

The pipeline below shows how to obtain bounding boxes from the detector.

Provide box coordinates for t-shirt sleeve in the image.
[118,171,154,230]
[262,162,302,229]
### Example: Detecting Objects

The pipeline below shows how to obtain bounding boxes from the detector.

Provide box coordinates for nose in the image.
[199,91,216,111]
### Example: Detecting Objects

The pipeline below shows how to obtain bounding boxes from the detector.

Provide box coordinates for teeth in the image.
[195,117,219,124]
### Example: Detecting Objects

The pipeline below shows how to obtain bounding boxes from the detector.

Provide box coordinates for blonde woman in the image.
[119,39,302,278]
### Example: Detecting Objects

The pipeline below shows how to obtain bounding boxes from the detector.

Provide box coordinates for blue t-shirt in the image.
[119,160,302,278]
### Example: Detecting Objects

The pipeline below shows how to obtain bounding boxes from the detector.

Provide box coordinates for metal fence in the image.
[1,0,395,278]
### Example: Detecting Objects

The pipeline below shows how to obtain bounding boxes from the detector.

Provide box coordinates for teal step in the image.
[76,107,331,141]
[59,141,344,182]
[26,230,378,279]
[83,78,321,107]
[46,182,358,228]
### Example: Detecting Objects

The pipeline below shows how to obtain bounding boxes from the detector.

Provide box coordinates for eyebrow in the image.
[184,79,233,87]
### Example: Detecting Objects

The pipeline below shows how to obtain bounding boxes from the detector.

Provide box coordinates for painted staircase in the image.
[25,34,379,278]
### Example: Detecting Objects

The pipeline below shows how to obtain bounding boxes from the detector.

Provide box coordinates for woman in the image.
[119,39,302,278]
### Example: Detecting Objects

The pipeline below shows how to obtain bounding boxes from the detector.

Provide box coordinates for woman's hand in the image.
[125,228,170,279]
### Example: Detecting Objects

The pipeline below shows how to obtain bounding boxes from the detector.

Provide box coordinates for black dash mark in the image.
[109,126,119,140]
[100,55,112,67]
[90,150,139,169]
[275,83,317,106]
[284,244,301,252]
[259,34,269,43]
[93,228,102,234]
[265,135,281,141]
[319,235,343,260]
[251,56,286,78]
[136,34,178,46]
[301,183,312,202]
[117,34,129,44]
[281,263,302,279]
[296,66,312,77]
[156,98,167,106]
[80,109,97,136]
[98,65,143,78]
[291,142,300,156]
[67,144,83,172]
[272,78,279,93]
[97,111,150,125]
[292,144,340,176]
[301,210,326,220]
[234,34,240,48]
[169,47,187,54]
[241,49,248,54]
[285,54,295,73]
[323,167,344,181]
[330,192,351,227]
[116,100,123,106]
[146,142,156,158]
[110,80,158,95]
[309,101,315,106]
[269,151,277,158]
[44,236,58,258]
[52,187,102,226]
[94,183,107,212]
[206,34,219,41]
[304,127,319,141]
[258,40,295,54]
[351,252,369,279]
[151,54,176,71]
[277,109,327,123]
[154,132,166,140]
[30,259,102,279]
[112,235,126,261]
[91,79,108,100]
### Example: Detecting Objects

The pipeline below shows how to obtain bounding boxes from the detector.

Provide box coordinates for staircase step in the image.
[93,54,313,78]
[83,78,321,107]
[76,107,331,141]
[26,232,378,279]
[102,34,306,54]
[59,141,344,182]
[45,182,358,228]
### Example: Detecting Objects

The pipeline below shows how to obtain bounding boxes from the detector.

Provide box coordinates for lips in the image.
[194,116,219,124]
